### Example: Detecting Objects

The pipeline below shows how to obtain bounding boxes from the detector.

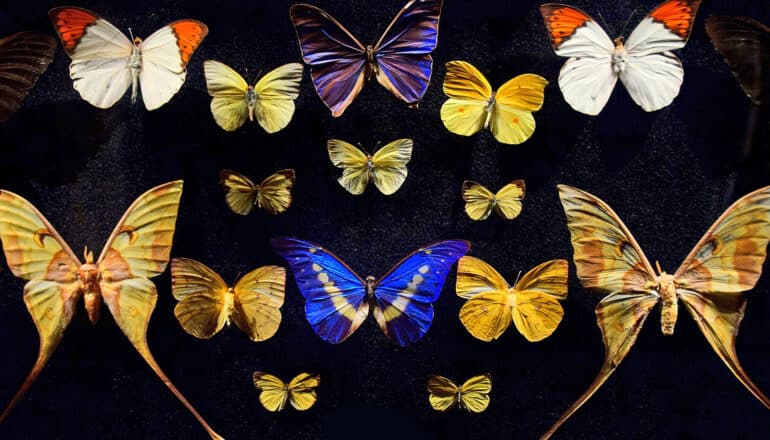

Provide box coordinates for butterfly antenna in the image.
[128,27,135,41]
[619,8,639,37]
[513,270,522,287]
[597,12,614,36]
[655,260,663,275]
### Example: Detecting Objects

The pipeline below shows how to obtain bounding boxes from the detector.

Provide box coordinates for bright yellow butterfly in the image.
[220,169,295,215]
[462,180,525,221]
[441,60,548,145]
[457,257,568,342]
[543,185,770,439]
[327,138,413,195]
[171,258,285,342]
[204,60,303,132]
[427,374,492,413]
[252,372,320,411]
[0,181,223,439]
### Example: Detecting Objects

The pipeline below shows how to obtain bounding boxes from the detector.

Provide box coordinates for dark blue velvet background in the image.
[1,0,770,438]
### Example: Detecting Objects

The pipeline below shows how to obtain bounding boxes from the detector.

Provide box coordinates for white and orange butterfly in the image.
[49,7,208,110]
[540,1,702,115]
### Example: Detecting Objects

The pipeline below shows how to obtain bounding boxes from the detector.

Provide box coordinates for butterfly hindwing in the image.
[271,237,369,344]
[373,240,470,347]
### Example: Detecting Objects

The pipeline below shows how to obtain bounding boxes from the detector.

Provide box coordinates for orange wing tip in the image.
[48,7,98,53]
[540,4,593,48]
[169,20,209,66]
[649,0,703,39]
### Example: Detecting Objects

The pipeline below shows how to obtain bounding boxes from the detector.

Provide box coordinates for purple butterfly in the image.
[290,0,443,117]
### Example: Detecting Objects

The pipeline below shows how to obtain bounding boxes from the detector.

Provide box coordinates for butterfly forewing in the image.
[232,265,286,342]
[171,258,230,339]
[706,16,770,104]
[0,32,57,122]
[287,373,321,410]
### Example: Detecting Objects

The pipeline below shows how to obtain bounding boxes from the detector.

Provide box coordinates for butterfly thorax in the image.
[223,287,235,326]
[365,275,376,299]
[483,92,496,129]
[657,271,679,336]
[612,37,628,73]
[365,45,378,79]
[78,248,101,324]
[366,156,376,178]
[246,86,257,121]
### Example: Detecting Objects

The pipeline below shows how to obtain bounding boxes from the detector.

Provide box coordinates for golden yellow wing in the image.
[490,74,547,145]
[96,181,224,440]
[493,180,525,220]
[327,139,370,195]
[370,138,413,195]
[232,265,286,342]
[674,186,770,409]
[256,169,296,215]
[220,170,259,215]
[204,60,249,132]
[456,256,511,341]
[511,260,568,342]
[253,63,304,133]
[0,190,81,422]
[459,374,492,413]
[461,181,496,221]
[427,375,460,411]
[287,373,321,411]
[170,258,230,339]
[440,60,492,137]
[253,372,289,412]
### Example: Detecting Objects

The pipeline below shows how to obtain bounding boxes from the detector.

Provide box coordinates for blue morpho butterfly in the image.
[271,237,469,347]
[289,0,443,117]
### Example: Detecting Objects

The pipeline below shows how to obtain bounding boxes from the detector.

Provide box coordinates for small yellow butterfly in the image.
[327,138,413,195]
[427,374,492,413]
[204,60,303,132]
[462,180,526,221]
[456,257,568,342]
[170,258,286,341]
[252,372,320,412]
[220,169,295,215]
[441,60,547,145]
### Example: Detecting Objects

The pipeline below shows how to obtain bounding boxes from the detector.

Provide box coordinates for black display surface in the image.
[1,0,770,438]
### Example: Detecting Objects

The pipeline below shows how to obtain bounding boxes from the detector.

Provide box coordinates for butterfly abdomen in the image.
[78,262,101,324]
[130,45,141,104]
[659,274,678,335]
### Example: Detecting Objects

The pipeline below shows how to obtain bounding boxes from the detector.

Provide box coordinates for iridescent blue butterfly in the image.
[271,237,469,346]
[289,0,443,117]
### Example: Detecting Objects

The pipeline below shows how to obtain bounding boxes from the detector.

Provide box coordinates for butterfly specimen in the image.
[441,61,548,145]
[272,237,470,346]
[171,258,286,341]
[456,257,568,342]
[427,374,492,413]
[462,180,526,221]
[327,138,413,195]
[540,0,701,115]
[204,61,304,132]
[290,0,443,117]
[252,372,320,412]
[0,181,223,439]
[543,184,770,439]
[220,169,296,215]
[49,7,207,110]
[0,32,56,122]
[706,16,770,105]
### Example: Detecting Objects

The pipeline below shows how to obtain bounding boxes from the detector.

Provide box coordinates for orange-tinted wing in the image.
[557,184,657,293]
[674,186,770,409]
[96,181,223,440]
[648,0,701,40]
[542,292,659,439]
[168,20,209,67]
[0,190,82,422]
[48,6,99,55]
